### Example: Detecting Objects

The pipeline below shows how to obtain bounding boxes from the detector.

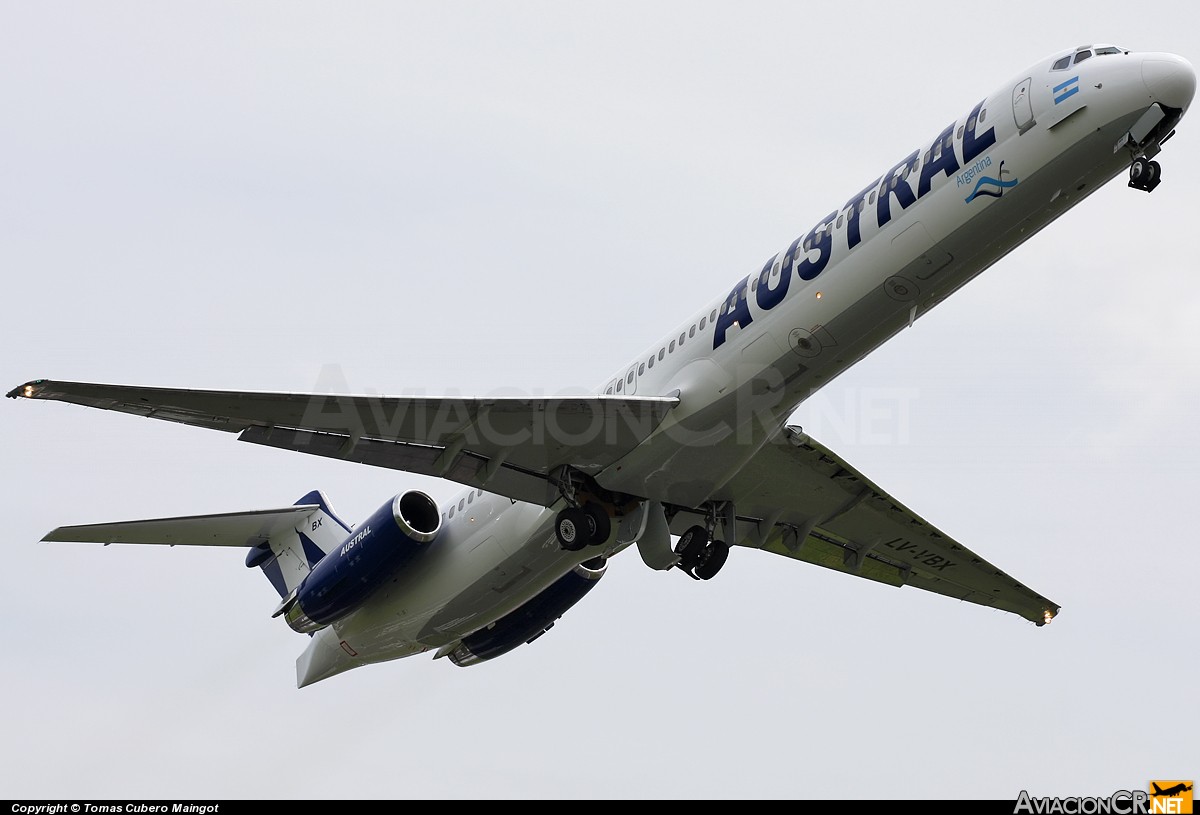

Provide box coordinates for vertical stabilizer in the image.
[245,490,353,599]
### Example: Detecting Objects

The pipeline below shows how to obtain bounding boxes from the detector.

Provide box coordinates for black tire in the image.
[1148,160,1161,183]
[1130,157,1149,186]
[555,507,589,551]
[693,540,729,580]
[581,503,612,546]
[675,525,710,570]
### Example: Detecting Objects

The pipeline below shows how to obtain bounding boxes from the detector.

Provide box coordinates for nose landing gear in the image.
[1129,156,1162,192]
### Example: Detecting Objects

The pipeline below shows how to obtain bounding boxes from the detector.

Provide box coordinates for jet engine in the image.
[278,490,441,633]
[446,557,607,666]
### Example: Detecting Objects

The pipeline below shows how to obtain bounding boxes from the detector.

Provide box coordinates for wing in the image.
[668,425,1059,625]
[8,379,678,506]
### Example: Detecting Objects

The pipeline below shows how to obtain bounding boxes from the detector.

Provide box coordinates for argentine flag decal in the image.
[1053,75,1080,104]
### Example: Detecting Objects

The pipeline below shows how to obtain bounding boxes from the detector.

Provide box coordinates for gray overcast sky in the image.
[2,1,1197,801]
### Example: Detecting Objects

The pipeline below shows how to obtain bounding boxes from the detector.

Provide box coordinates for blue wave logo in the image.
[964,160,1018,203]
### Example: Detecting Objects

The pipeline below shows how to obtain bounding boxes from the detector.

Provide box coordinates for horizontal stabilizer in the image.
[43,505,320,547]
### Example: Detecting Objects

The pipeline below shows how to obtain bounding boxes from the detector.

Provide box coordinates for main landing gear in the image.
[551,467,628,551]
[1129,156,1162,192]
[673,524,729,580]
[554,502,612,551]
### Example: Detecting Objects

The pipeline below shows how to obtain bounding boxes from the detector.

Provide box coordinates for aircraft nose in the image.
[1142,53,1196,110]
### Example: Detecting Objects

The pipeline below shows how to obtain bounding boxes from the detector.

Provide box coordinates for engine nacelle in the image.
[447,557,607,666]
[280,490,441,633]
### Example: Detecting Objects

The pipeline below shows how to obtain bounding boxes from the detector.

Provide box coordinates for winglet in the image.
[6,380,48,399]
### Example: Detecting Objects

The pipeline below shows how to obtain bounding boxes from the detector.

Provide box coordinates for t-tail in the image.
[40,487,444,687]
[243,490,354,599]
[41,487,441,633]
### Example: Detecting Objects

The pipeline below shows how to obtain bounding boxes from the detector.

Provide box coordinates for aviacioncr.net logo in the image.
[1015,784,1194,815]
[1014,790,1149,814]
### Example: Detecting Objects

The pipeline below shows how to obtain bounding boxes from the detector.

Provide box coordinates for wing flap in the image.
[239,426,556,506]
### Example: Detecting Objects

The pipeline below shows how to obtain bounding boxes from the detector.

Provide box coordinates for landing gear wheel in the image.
[1130,157,1150,187]
[581,503,612,546]
[675,525,710,570]
[1129,157,1162,192]
[693,540,729,580]
[555,507,590,551]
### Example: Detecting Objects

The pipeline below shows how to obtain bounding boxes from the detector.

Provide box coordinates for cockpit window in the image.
[1052,55,1072,71]
[1074,49,1092,64]
[1095,46,1122,56]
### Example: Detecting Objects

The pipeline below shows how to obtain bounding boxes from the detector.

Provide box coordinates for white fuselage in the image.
[298,47,1193,685]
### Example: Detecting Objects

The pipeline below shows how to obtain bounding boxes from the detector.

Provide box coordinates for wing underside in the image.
[8,379,679,506]
[667,426,1059,625]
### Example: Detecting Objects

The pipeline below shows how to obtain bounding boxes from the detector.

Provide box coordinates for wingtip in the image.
[7,379,48,399]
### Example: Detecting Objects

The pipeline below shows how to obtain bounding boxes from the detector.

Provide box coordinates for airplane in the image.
[9,43,1196,688]
[1152,783,1193,798]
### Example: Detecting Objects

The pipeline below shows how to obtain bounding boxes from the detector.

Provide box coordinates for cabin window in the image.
[605,385,614,395]
[458,499,465,511]
[836,214,844,228]
[669,340,676,353]
[869,190,876,205]
[689,325,696,338]
[750,276,758,291]
[979,108,987,123]
[616,378,623,392]
[647,355,654,369]
[468,492,473,504]
[700,316,707,330]
[1052,55,1072,70]
[1074,49,1092,64]
[638,363,645,375]
[449,506,455,518]
[710,308,718,323]
[626,371,635,385]
[679,332,686,346]
[658,348,665,361]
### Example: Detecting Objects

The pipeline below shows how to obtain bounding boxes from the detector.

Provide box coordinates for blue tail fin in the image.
[245,490,353,599]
